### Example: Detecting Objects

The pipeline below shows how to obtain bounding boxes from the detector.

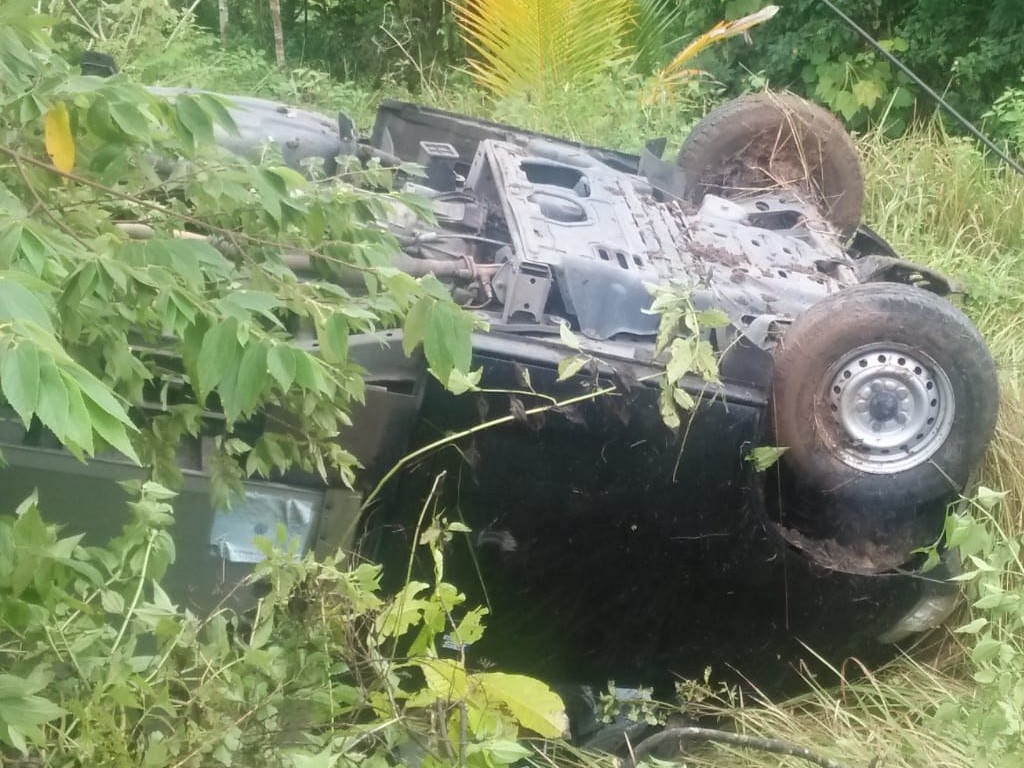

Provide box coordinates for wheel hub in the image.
[824,346,955,473]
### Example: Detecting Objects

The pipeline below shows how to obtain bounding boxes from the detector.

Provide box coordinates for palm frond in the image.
[451,0,635,100]
[631,0,683,73]
[645,5,779,103]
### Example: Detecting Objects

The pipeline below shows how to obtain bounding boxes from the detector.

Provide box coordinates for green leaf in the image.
[85,96,123,141]
[317,313,349,363]
[944,515,991,556]
[417,658,469,700]
[268,165,310,191]
[234,342,268,417]
[975,486,1007,511]
[475,672,568,737]
[557,354,589,382]
[61,373,94,456]
[0,672,65,732]
[293,350,329,393]
[375,582,430,638]
[402,296,432,357]
[0,223,23,269]
[692,340,718,380]
[0,276,53,331]
[251,168,284,224]
[220,290,283,327]
[445,366,482,394]
[464,740,531,764]
[0,672,44,699]
[559,322,582,351]
[175,94,214,147]
[0,694,64,728]
[194,92,239,135]
[665,337,693,384]
[695,308,730,328]
[954,617,988,634]
[852,78,884,110]
[288,746,342,768]
[84,395,139,462]
[64,364,136,432]
[108,100,151,139]
[1,341,39,426]
[306,203,326,244]
[659,386,680,430]
[973,591,1014,611]
[970,636,1004,664]
[449,607,488,647]
[101,589,125,614]
[197,317,240,398]
[746,445,789,472]
[423,301,474,384]
[672,387,694,409]
[267,344,297,392]
[32,356,67,434]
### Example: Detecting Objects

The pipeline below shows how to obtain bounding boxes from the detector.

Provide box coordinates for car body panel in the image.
[2,81,979,693]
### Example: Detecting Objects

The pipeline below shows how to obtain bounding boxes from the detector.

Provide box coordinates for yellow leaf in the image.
[645,5,780,104]
[44,102,75,173]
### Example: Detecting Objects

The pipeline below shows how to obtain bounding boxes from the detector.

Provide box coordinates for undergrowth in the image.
[23,5,1024,765]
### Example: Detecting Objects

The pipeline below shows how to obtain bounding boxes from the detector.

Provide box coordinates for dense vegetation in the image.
[46,0,1024,152]
[2,1,1024,766]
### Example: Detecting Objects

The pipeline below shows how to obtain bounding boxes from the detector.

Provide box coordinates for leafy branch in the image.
[0,12,484,496]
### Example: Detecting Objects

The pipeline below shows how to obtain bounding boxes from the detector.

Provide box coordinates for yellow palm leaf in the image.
[451,0,635,101]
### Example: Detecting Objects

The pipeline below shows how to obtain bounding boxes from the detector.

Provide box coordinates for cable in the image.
[817,0,1024,177]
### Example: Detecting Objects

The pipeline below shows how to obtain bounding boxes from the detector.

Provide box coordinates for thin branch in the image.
[359,380,639,512]
[627,726,861,768]
[60,0,100,40]
[0,144,379,274]
[8,155,92,249]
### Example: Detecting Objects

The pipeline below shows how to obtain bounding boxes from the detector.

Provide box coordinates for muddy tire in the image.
[768,284,998,569]
[677,92,864,237]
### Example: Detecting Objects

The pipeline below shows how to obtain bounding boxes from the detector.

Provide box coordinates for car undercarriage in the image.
[0,84,999,700]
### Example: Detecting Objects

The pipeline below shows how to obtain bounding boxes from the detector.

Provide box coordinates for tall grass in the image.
[861,124,1024,535]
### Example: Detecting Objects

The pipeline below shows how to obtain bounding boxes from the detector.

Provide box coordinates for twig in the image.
[9,154,92,250]
[0,144,376,274]
[627,726,860,768]
[61,0,100,40]
[165,0,204,49]
[360,380,641,511]
[108,532,154,658]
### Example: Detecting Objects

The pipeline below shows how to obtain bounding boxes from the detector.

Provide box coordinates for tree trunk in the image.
[218,0,229,40]
[269,0,285,67]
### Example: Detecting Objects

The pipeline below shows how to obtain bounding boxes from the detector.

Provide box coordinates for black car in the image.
[0,85,998,696]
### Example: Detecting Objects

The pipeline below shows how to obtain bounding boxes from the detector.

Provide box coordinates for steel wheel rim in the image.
[823,344,955,474]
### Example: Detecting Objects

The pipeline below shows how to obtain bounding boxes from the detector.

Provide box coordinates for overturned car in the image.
[0,86,998,693]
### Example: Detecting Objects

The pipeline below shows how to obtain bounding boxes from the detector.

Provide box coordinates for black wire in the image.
[818,0,1024,177]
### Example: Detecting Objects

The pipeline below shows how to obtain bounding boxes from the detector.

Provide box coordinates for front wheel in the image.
[768,284,998,569]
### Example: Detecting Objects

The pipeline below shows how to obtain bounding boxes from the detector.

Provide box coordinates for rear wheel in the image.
[677,92,864,237]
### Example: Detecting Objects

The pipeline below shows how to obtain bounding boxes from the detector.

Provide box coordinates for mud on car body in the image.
[0,86,998,694]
